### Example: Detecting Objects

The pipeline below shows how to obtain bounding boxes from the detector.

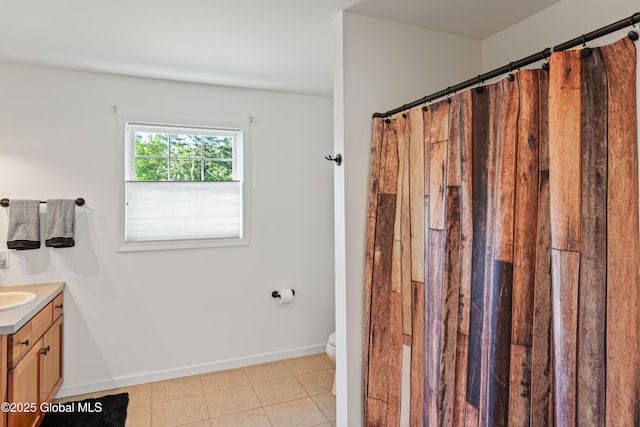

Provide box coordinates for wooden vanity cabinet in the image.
[2,292,64,427]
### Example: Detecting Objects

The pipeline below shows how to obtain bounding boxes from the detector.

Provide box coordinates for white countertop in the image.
[0,282,65,335]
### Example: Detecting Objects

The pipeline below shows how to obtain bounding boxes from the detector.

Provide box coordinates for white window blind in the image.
[125,181,242,242]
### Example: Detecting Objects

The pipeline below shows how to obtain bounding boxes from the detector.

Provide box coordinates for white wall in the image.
[0,64,335,396]
[483,0,639,70]
[336,13,481,426]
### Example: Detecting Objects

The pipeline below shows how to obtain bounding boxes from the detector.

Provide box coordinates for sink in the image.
[0,292,36,310]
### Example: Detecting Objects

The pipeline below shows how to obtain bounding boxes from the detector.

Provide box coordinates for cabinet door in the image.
[8,339,41,427]
[40,316,63,404]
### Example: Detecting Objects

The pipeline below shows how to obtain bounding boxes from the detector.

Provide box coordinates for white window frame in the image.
[118,114,251,252]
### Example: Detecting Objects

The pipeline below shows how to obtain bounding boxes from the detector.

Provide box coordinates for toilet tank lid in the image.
[329,332,336,346]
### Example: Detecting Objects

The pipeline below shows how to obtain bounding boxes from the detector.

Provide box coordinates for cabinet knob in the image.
[21,339,29,346]
[55,304,63,309]
[41,346,50,356]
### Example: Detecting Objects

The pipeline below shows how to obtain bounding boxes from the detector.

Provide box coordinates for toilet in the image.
[326,331,336,396]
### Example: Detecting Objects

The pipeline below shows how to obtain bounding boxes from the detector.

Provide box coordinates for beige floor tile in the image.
[264,397,328,427]
[296,369,335,396]
[244,360,292,384]
[115,383,153,408]
[252,376,308,406]
[176,420,212,427]
[200,368,250,393]
[204,385,261,418]
[321,353,335,367]
[209,408,272,427]
[151,395,209,427]
[284,354,332,376]
[311,392,336,422]
[152,375,203,403]
[310,424,332,427]
[126,404,151,427]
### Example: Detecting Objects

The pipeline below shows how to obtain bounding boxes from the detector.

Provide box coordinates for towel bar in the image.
[0,198,85,207]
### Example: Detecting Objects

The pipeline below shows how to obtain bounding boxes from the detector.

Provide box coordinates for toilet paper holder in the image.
[272,289,295,299]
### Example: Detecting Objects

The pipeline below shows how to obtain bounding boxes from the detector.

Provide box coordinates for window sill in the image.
[117,237,249,252]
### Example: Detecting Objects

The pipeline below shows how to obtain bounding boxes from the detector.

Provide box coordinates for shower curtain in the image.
[363,36,638,426]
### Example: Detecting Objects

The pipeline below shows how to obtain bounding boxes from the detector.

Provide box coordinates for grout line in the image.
[198,375,212,421]
[259,406,275,427]
[248,381,264,408]
[292,371,312,398]
[309,398,330,426]
[292,373,330,425]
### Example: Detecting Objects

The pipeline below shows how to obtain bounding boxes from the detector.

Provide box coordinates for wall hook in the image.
[325,154,342,166]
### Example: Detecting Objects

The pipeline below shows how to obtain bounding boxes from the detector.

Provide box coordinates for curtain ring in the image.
[628,18,639,41]
[475,75,484,93]
[507,62,515,81]
[628,16,639,41]
[580,35,593,57]
[540,49,550,71]
[541,49,549,60]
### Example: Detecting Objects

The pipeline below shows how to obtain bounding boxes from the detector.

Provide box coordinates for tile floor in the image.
[55,354,336,427]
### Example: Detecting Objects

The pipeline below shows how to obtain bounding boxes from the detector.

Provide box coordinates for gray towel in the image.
[7,200,41,250]
[45,199,75,248]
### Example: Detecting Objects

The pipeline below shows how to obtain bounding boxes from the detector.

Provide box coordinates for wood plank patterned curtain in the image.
[363,37,638,426]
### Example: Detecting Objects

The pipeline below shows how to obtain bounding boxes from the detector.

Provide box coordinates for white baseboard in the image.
[56,343,326,398]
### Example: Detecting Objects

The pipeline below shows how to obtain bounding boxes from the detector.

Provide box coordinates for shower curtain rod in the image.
[372,12,640,119]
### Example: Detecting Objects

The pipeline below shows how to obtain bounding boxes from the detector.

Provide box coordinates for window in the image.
[121,119,249,251]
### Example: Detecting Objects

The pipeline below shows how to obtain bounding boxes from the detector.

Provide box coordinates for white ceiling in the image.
[0,0,560,96]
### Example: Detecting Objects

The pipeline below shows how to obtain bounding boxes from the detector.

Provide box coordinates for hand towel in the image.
[45,199,76,248]
[6,200,41,250]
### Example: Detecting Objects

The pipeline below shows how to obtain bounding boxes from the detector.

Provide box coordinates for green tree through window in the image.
[134,131,234,181]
